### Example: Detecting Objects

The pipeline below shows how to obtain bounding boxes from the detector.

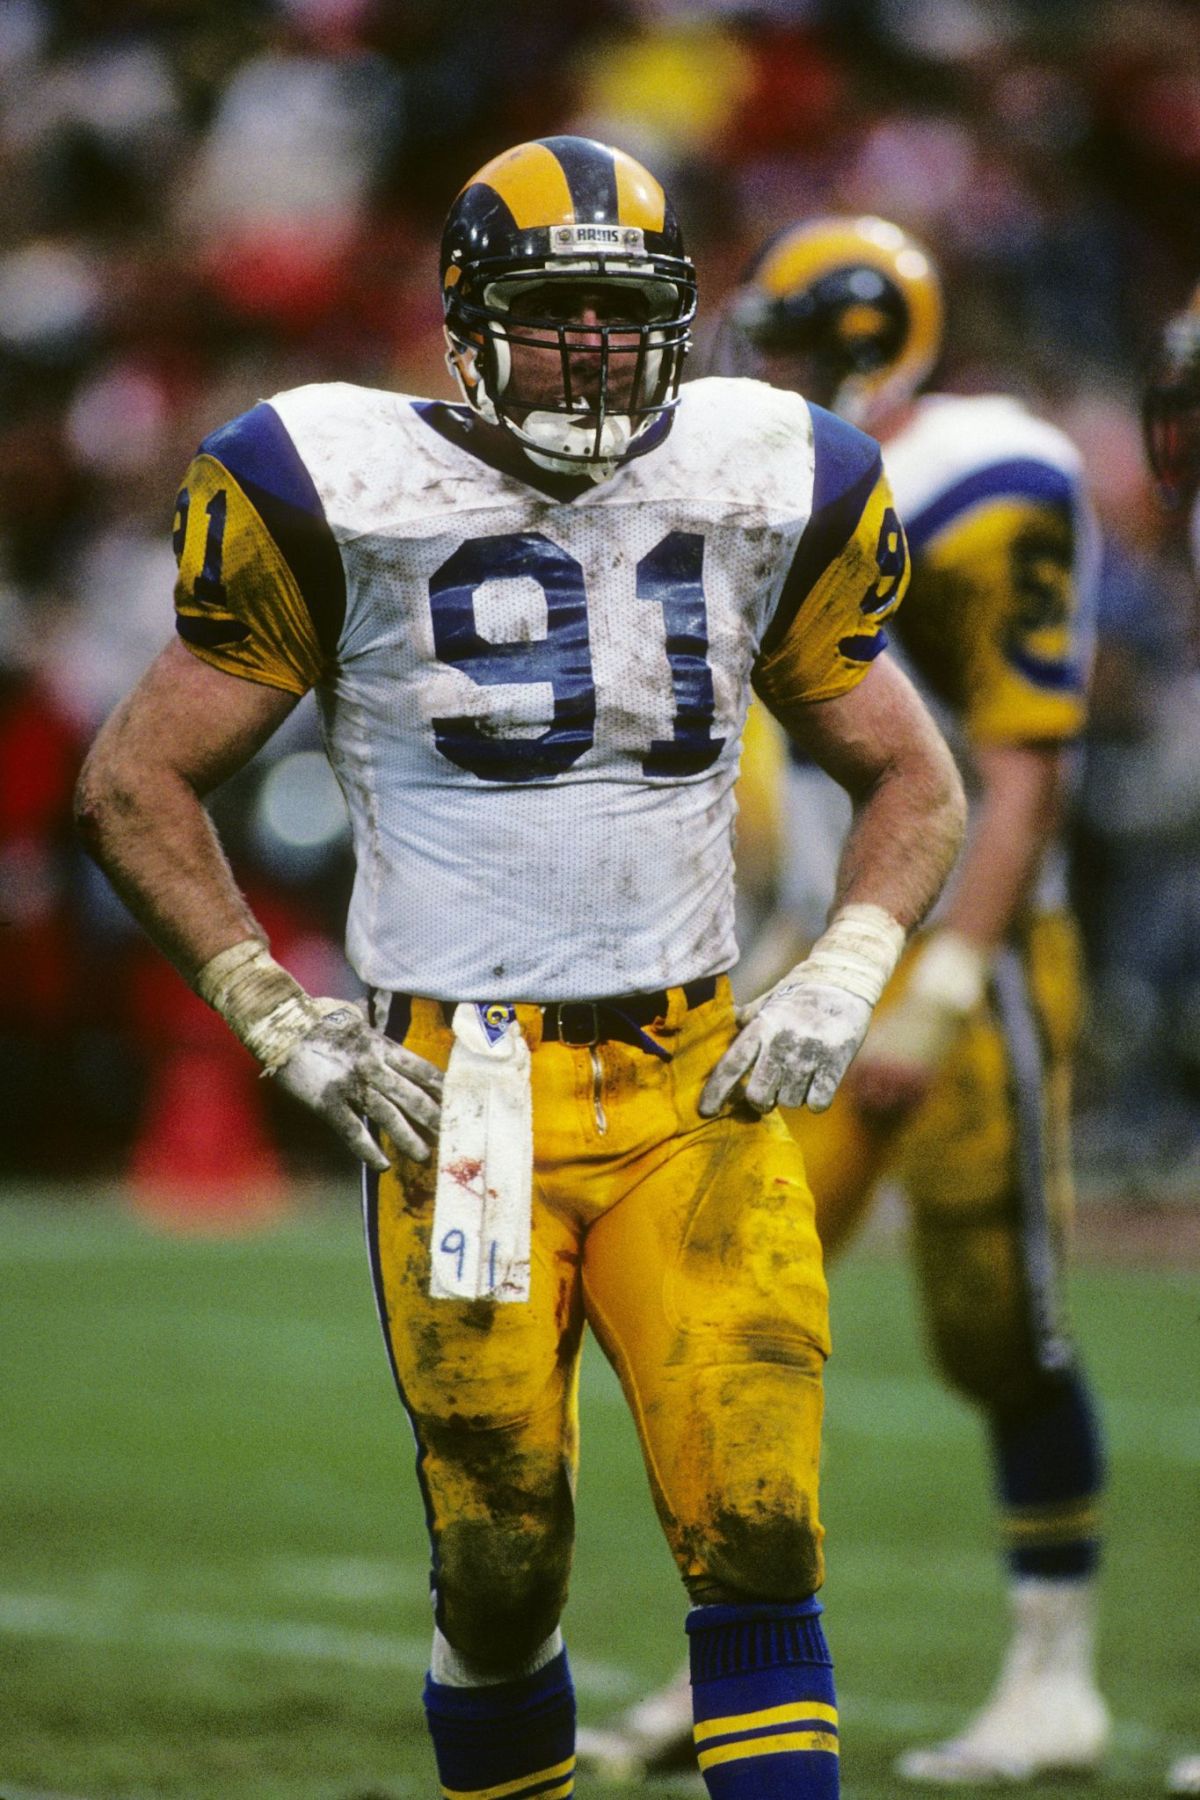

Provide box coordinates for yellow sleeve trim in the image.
[755,470,908,712]
[173,452,325,697]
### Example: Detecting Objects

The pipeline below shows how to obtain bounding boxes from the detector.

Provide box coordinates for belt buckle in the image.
[554,1000,600,1047]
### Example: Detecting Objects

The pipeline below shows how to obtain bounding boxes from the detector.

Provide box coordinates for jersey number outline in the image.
[429,530,725,783]
[174,483,251,648]
[860,506,905,614]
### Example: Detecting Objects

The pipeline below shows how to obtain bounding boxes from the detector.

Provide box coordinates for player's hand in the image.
[272,1005,443,1172]
[193,941,443,1172]
[845,1052,937,1120]
[700,979,874,1117]
[846,931,988,1122]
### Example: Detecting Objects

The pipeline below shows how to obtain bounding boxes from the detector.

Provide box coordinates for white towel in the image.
[429,1003,533,1303]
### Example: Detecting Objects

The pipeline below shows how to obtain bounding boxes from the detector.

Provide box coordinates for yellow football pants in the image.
[366,980,831,1669]
[789,912,1084,1410]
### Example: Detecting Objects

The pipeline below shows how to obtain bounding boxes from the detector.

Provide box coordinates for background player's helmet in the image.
[441,136,696,479]
[724,216,943,427]
[1143,282,1200,510]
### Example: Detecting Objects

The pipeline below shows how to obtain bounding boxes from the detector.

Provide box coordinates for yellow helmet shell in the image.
[738,215,944,426]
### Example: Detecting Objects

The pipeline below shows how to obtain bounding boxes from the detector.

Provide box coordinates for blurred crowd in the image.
[2,0,1198,1200]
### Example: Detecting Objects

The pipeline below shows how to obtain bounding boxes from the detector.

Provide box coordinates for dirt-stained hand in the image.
[272,1005,443,1172]
[700,981,873,1117]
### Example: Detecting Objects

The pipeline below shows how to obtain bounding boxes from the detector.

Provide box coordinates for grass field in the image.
[0,1189,1195,1799]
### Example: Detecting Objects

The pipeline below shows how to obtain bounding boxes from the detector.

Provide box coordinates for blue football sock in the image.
[687,1599,839,1798]
[990,1367,1105,1578]
[423,1648,575,1800]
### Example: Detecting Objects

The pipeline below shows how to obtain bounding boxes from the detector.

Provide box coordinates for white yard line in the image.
[0,1591,635,1699]
[0,1591,1178,1752]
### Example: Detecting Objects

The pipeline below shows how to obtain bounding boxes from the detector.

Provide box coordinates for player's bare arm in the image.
[940,741,1068,947]
[778,654,967,933]
[76,641,442,1171]
[702,658,965,1119]
[850,737,1066,1117]
[76,639,295,974]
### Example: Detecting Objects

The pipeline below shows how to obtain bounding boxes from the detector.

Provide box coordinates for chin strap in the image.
[514,409,635,481]
[447,337,640,481]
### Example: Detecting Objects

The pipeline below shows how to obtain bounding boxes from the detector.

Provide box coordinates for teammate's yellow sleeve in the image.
[172,402,345,695]
[754,457,909,713]
[734,698,788,894]
[915,495,1088,744]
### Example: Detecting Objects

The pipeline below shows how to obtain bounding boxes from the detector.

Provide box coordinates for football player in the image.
[1144,279,1200,537]
[580,217,1111,1785]
[1144,280,1200,1800]
[76,144,965,1800]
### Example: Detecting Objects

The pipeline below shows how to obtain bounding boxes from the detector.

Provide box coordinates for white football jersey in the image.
[173,377,904,999]
[780,392,1098,934]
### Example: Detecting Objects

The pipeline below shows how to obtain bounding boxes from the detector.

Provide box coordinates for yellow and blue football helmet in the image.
[1143,280,1200,510]
[441,135,696,478]
[723,215,943,428]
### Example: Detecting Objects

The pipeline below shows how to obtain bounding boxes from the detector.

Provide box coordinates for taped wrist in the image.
[194,938,332,1070]
[908,929,989,1016]
[788,903,906,1009]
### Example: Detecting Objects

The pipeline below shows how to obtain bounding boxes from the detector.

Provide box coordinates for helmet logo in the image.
[551,223,645,255]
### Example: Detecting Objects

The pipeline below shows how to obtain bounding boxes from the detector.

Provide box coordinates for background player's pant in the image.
[365,981,832,1667]
[789,912,1103,1574]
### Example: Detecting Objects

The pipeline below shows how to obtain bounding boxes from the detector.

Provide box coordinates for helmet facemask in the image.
[1144,308,1200,511]
[446,257,695,480]
[724,266,910,426]
[712,219,943,431]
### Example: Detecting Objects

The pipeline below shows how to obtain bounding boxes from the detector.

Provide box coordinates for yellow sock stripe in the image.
[1004,1496,1100,1525]
[694,1699,838,1742]
[441,1756,574,1800]
[1001,1501,1101,1545]
[697,1729,840,1771]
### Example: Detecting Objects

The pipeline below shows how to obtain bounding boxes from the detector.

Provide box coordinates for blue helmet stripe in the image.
[539,135,618,224]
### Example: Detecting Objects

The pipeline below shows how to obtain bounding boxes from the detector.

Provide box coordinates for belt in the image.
[539,976,718,1052]
[382,977,717,1058]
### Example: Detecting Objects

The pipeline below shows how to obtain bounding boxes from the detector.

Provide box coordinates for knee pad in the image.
[930,1309,1054,1412]
[681,1496,824,1607]
[917,1213,1068,1412]
[434,1519,572,1671]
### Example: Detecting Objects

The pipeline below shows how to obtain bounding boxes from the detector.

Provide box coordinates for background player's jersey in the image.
[173,376,905,999]
[779,392,1099,934]
[883,394,1097,751]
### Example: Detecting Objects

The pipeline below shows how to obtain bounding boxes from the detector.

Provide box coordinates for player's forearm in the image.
[832,734,966,934]
[773,660,966,940]
[939,743,1067,948]
[77,714,440,1170]
[76,642,299,980]
[75,749,262,981]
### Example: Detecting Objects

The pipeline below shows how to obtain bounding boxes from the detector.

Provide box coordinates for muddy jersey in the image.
[172,376,906,999]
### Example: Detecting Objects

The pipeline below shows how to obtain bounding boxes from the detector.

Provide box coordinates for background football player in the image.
[75,143,966,1800]
[581,217,1110,1786]
[1144,281,1200,554]
[1144,279,1200,1800]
